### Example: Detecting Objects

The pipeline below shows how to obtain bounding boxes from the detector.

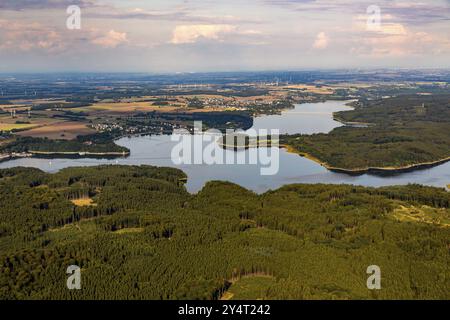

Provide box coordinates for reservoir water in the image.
[1,101,449,193]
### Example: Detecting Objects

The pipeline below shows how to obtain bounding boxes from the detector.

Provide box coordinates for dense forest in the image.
[154,111,254,131]
[282,94,450,171]
[0,136,129,155]
[0,165,448,300]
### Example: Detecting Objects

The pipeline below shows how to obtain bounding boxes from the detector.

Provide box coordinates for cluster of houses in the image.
[91,121,184,136]
[199,97,275,110]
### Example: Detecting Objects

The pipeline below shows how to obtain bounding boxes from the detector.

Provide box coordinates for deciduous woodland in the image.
[0,166,448,299]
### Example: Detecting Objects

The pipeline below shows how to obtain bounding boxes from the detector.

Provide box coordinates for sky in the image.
[0,0,449,72]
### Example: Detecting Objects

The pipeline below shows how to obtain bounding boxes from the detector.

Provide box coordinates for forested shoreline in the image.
[0,165,448,300]
[282,95,450,171]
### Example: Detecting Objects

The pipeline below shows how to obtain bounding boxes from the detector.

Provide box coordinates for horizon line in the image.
[1,67,450,76]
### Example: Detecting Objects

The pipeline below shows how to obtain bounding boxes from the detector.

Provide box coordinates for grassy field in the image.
[221,276,276,300]
[0,114,60,133]
[0,123,40,131]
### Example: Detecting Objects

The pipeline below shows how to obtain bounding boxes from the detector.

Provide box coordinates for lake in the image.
[1,101,449,193]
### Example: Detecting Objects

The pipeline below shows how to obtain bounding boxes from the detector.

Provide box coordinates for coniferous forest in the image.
[0,165,448,300]
[282,94,450,170]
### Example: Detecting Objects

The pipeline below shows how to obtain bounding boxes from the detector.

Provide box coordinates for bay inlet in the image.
[1,101,449,193]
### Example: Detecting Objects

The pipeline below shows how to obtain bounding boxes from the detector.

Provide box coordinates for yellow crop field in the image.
[0,123,40,131]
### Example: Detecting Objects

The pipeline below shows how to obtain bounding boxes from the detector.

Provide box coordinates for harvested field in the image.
[16,121,95,140]
[71,102,182,114]
[71,101,231,115]
[280,84,335,94]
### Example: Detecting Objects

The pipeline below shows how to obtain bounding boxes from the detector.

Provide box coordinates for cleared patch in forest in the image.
[393,205,450,227]
[71,198,97,207]
[114,228,145,234]
[220,275,276,300]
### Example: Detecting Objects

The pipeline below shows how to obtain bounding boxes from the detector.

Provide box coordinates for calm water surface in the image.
[1,101,449,193]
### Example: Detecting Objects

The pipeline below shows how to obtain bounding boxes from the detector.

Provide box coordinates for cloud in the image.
[0,19,65,53]
[384,1,450,25]
[354,14,408,35]
[91,30,128,48]
[378,23,407,36]
[348,16,446,57]
[313,32,329,49]
[171,25,237,44]
[265,0,450,25]
[350,29,450,57]
[0,0,95,10]
[1,0,449,71]
[0,19,129,52]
